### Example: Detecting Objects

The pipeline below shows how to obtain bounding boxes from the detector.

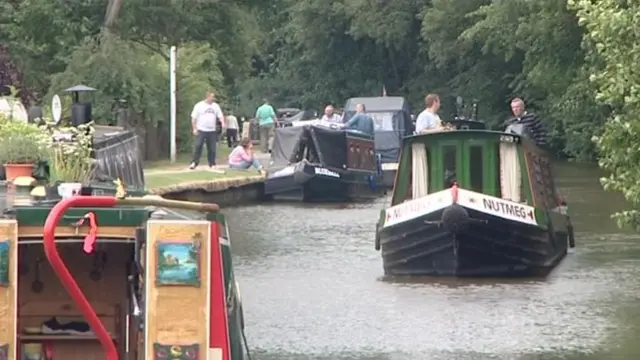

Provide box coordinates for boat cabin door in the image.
[145,219,230,360]
[430,139,500,196]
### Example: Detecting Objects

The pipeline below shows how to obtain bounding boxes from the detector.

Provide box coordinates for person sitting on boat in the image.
[506,97,548,147]
[228,138,267,175]
[320,105,342,123]
[415,93,452,133]
[344,103,375,137]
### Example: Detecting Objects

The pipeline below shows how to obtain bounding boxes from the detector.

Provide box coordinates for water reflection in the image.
[224,163,640,359]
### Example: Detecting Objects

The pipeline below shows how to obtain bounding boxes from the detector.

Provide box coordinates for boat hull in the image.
[265,163,385,202]
[378,190,571,277]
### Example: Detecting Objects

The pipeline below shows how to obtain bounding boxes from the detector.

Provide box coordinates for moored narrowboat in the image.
[264,123,385,202]
[375,120,575,277]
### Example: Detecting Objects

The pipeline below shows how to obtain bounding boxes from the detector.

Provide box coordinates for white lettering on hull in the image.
[457,189,537,225]
[314,167,340,178]
[383,190,452,227]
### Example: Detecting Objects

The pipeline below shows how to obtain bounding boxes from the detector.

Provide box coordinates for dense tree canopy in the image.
[0,0,631,169]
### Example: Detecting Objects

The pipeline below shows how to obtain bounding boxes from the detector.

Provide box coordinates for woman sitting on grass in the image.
[228,138,266,175]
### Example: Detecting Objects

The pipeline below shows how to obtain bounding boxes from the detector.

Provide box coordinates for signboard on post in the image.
[51,94,62,124]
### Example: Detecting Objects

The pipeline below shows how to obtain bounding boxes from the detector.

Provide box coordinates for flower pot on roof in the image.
[0,120,48,182]
[40,122,95,198]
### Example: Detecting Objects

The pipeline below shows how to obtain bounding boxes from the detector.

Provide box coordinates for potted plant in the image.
[40,122,95,197]
[0,121,48,181]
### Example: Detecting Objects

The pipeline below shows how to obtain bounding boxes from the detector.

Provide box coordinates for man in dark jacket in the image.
[506,97,548,147]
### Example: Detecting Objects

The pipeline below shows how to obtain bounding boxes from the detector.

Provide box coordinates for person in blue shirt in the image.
[344,103,374,137]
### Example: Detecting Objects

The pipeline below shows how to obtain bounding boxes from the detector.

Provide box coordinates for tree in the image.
[571,0,640,229]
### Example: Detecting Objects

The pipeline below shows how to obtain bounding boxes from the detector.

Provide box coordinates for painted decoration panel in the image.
[0,241,9,286]
[155,241,201,286]
[153,343,199,359]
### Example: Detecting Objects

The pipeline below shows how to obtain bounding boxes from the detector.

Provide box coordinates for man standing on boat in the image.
[507,98,548,147]
[255,98,278,153]
[415,93,449,133]
[321,105,342,123]
[189,91,225,170]
[344,103,374,137]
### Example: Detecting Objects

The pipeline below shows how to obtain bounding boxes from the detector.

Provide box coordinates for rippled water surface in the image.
[224,163,640,359]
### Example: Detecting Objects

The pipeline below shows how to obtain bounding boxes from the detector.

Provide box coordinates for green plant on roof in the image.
[39,121,95,183]
[0,118,49,164]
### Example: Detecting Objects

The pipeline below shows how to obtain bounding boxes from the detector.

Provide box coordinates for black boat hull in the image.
[265,163,385,202]
[378,191,571,277]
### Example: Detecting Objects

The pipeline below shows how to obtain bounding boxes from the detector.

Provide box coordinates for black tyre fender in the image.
[441,204,470,234]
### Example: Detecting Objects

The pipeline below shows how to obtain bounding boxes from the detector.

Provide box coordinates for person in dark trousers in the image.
[189,91,225,170]
[506,97,548,147]
[225,110,239,147]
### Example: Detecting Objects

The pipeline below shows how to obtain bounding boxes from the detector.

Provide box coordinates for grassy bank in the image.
[145,147,234,170]
[145,169,262,189]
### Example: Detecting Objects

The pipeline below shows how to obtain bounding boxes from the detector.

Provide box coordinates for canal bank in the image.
[144,153,270,206]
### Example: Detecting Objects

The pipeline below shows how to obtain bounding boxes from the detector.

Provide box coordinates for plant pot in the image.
[4,163,34,182]
[57,182,82,198]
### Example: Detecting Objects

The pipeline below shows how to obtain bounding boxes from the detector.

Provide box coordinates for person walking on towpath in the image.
[225,110,239,148]
[344,103,374,137]
[189,90,226,170]
[255,99,278,153]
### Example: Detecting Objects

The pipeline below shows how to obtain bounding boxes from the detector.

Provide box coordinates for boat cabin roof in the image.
[0,186,206,241]
[392,127,558,210]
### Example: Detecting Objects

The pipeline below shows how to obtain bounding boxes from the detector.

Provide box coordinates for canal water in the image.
[225,163,640,360]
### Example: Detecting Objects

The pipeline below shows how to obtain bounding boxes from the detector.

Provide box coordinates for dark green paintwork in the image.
[13,206,149,227]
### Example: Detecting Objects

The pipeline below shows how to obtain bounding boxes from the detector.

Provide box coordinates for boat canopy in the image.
[391,129,559,210]
[343,96,413,164]
[269,124,374,170]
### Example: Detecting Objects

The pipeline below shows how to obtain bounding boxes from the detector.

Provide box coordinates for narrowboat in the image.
[264,122,385,202]
[0,181,250,360]
[342,97,414,188]
[375,120,575,277]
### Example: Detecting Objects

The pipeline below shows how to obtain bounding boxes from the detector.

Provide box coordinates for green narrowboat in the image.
[375,120,575,277]
[0,182,249,360]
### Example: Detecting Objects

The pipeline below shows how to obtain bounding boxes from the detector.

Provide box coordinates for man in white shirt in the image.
[415,93,449,134]
[225,110,239,147]
[320,105,342,123]
[189,91,225,170]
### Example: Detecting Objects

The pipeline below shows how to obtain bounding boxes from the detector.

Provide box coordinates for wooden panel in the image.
[19,226,136,239]
[18,243,129,360]
[0,220,17,360]
[346,137,376,171]
[145,220,210,360]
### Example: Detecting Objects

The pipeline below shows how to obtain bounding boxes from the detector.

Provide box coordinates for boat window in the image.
[369,112,395,131]
[443,145,457,187]
[469,145,483,192]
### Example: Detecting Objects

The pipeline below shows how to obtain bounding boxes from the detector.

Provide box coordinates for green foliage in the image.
[40,122,95,183]
[570,0,640,228]
[0,119,49,164]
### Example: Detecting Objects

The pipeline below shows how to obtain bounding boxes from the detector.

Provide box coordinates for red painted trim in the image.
[209,221,231,359]
[451,182,458,203]
[43,196,119,360]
